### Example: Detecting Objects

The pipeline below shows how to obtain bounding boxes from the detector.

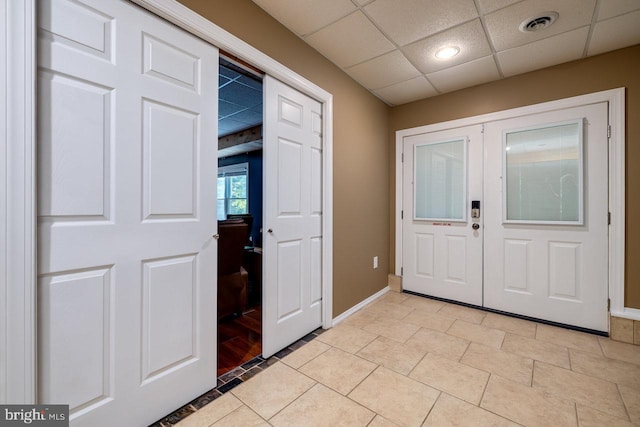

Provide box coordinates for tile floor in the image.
[174,291,640,426]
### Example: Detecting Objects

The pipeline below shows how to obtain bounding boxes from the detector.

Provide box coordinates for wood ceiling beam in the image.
[218,124,262,150]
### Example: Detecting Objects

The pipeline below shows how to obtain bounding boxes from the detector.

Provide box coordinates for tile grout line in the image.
[260,374,317,424]
[615,383,634,422]
[419,389,442,425]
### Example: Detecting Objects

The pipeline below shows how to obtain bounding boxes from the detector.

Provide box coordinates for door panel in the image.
[263,76,323,357]
[483,103,608,331]
[402,125,483,305]
[37,0,218,425]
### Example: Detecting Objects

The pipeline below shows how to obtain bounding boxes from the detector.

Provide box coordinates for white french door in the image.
[37,0,218,425]
[402,125,484,306]
[484,103,609,331]
[401,103,609,331]
[263,76,323,357]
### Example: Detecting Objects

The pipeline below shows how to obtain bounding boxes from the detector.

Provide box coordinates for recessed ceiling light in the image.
[519,12,559,32]
[435,46,460,59]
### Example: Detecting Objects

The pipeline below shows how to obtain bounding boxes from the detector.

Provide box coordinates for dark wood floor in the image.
[217,305,262,377]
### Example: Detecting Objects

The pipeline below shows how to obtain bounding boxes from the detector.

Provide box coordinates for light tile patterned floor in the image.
[177,291,640,426]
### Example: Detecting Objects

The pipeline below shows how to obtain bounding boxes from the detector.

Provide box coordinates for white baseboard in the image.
[332,286,389,326]
[611,307,640,322]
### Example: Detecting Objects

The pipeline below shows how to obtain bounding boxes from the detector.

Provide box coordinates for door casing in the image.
[395,89,628,326]
[1,0,334,404]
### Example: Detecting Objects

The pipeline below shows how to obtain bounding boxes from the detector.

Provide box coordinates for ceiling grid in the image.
[251,0,640,105]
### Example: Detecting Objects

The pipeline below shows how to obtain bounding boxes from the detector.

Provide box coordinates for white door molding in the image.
[396,88,627,320]
[1,0,37,404]
[2,0,333,404]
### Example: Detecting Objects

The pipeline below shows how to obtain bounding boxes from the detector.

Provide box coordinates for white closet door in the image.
[37,0,218,425]
[483,102,609,331]
[262,75,323,357]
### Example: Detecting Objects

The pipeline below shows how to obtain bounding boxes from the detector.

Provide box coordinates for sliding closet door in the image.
[262,75,323,357]
[37,0,218,425]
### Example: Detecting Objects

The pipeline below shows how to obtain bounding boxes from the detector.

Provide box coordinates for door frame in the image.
[1,0,333,404]
[395,88,630,322]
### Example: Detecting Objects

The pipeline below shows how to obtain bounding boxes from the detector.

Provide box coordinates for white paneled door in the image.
[484,103,609,331]
[402,103,609,331]
[263,76,323,357]
[402,125,484,305]
[37,0,218,426]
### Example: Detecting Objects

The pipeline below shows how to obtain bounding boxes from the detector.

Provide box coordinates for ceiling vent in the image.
[519,12,559,32]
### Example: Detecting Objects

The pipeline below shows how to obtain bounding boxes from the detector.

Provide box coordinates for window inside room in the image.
[217,163,248,220]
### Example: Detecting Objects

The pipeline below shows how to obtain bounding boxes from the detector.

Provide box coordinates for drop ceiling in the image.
[218,59,263,138]
[252,0,640,106]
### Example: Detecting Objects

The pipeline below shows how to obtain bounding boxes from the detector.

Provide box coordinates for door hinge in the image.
[401,152,404,163]
[401,210,404,219]
[400,267,403,276]
[608,298,611,311]
[608,211,611,225]
[607,125,611,139]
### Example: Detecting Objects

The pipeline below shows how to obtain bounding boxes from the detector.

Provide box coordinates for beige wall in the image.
[177,0,391,316]
[389,45,640,309]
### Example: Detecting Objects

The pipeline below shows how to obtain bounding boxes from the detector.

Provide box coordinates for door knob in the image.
[267,229,273,233]
[213,233,220,239]
[472,223,480,230]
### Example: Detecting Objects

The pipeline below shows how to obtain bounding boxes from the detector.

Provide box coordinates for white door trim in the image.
[395,88,628,319]
[1,0,333,404]
[1,0,37,404]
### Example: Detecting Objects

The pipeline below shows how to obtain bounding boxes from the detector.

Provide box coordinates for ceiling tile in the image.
[497,27,589,77]
[373,76,438,106]
[485,0,596,51]
[219,82,262,108]
[238,75,262,90]
[364,0,478,46]
[252,0,356,36]
[346,50,421,90]
[597,0,640,20]
[589,10,640,56]
[427,55,501,93]
[219,118,253,136]
[476,0,521,14]
[219,65,238,79]
[304,11,395,68]
[403,20,492,74]
[229,109,263,124]
[219,100,244,117]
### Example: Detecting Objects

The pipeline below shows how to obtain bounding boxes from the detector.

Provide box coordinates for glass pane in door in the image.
[504,120,583,224]
[414,139,466,221]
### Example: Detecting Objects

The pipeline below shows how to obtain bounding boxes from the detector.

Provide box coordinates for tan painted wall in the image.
[389,45,640,309]
[177,0,391,316]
